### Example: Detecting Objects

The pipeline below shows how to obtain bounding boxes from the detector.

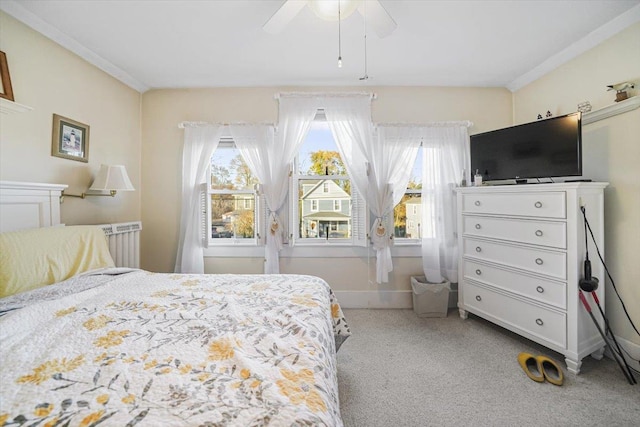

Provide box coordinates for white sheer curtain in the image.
[228,124,286,274]
[322,96,372,200]
[175,125,224,273]
[324,96,421,283]
[368,126,422,282]
[233,97,317,273]
[420,125,470,283]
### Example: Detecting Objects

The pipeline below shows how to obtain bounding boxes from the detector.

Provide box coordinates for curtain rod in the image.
[178,121,275,129]
[376,120,473,128]
[274,91,377,100]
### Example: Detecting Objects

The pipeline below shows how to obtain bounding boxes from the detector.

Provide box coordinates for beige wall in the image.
[514,23,640,347]
[0,12,141,226]
[141,86,512,297]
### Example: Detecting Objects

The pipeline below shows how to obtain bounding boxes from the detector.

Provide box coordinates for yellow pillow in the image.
[0,225,115,298]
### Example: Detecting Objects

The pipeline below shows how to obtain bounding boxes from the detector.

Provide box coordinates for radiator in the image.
[98,221,142,268]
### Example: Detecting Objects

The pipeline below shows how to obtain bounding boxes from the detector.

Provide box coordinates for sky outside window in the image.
[213,125,422,185]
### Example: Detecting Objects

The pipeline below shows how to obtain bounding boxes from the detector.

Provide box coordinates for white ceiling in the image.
[2,0,639,93]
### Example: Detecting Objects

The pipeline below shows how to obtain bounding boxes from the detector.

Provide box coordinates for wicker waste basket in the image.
[411,276,451,318]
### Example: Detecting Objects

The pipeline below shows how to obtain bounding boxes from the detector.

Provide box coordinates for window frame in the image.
[290,114,367,247]
[205,140,263,247]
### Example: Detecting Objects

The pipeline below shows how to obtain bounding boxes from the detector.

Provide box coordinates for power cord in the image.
[581,206,640,371]
[580,206,640,337]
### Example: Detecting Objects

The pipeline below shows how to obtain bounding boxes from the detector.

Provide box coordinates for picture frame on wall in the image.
[51,114,90,163]
[0,51,15,102]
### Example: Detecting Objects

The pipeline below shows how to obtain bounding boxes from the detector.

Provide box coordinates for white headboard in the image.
[0,181,67,233]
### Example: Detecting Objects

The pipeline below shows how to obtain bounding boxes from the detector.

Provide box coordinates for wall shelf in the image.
[582,96,640,125]
[0,98,34,114]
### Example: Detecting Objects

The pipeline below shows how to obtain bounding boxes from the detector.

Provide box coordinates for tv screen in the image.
[470,112,582,182]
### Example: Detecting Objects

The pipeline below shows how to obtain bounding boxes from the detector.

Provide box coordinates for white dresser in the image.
[456,183,608,374]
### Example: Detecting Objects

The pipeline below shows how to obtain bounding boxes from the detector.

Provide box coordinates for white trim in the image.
[202,243,420,258]
[334,290,412,309]
[582,96,640,125]
[605,334,640,373]
[507,4,640,92]
[275,92,376,100]
[0,98,33,114]
[0,0,149,93]
[0,181,67,192]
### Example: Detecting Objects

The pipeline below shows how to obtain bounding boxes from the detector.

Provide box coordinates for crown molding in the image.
[507,4,640,92]
[0,0,149,93]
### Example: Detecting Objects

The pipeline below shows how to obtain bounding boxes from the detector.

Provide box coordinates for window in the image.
[292,116,366,245]
[207,141,261,244]
[394,146,422,241]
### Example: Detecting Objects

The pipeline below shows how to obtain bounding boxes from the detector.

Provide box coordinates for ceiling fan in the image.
[264,0,397,38]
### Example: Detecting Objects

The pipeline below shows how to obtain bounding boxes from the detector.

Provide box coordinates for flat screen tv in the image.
[470,112,582,183]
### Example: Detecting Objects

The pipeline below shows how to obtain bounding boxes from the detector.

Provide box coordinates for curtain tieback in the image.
[269,212,281,236]
[370,217,392,250]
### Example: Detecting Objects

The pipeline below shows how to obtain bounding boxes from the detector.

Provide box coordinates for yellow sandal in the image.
[517,352,544,382]
[537,355,564,386]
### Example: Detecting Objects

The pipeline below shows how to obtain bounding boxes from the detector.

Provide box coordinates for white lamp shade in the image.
[89,164,135,191]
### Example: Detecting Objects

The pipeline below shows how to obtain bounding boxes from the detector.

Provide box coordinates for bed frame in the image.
[0,180,66,233]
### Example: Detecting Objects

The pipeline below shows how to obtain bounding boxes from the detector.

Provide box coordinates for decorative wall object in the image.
[0,51,14,102]
[607,81,635,102]
[51,114,90,162]
[577,101,592,113]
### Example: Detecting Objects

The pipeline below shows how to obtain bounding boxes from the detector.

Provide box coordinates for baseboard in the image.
[334,290,413,309]
[605,334,640,373]
[335,288,459,310]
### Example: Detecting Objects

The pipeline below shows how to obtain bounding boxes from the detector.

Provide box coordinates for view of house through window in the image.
[207,130,425,245]
[209,142,258,241]
[393,147,423,240]
[296,120,353,241]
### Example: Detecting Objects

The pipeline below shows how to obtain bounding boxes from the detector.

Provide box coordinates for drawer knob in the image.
[535,258,544,265]
[536,286,544,293]
[475,295,482,302]
[475,269,482,275]
[475,246,482,253]
[535,230,543,237]
[475,223,482,230]
[535,318,544,326]
[474,200,481,206]
[534,201,543,208]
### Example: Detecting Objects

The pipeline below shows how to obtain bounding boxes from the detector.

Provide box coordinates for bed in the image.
[0,181,350,426]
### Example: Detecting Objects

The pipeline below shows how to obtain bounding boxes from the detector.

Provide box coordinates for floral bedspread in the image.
[0,271,350,426]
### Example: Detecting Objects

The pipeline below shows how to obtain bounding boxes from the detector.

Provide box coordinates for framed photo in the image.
[0,51,14,102]
[51,114,90,163]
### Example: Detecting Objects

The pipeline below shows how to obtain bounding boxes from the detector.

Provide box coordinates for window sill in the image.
[203,243,421,258]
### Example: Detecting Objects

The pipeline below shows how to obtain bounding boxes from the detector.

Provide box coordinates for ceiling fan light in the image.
[309,0,360,21]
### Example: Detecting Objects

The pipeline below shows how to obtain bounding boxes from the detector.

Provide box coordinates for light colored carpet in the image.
[337,309,640,427]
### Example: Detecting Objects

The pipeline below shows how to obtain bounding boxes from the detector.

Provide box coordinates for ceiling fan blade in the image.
[358,0,397,38]
[263,0,308,34]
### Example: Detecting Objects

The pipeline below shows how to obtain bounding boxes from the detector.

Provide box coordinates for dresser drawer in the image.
[462,192,566,218]
[463,216,567,249]
[463,237,567,280]
[463,260,566,309]
[463,281,566,348]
